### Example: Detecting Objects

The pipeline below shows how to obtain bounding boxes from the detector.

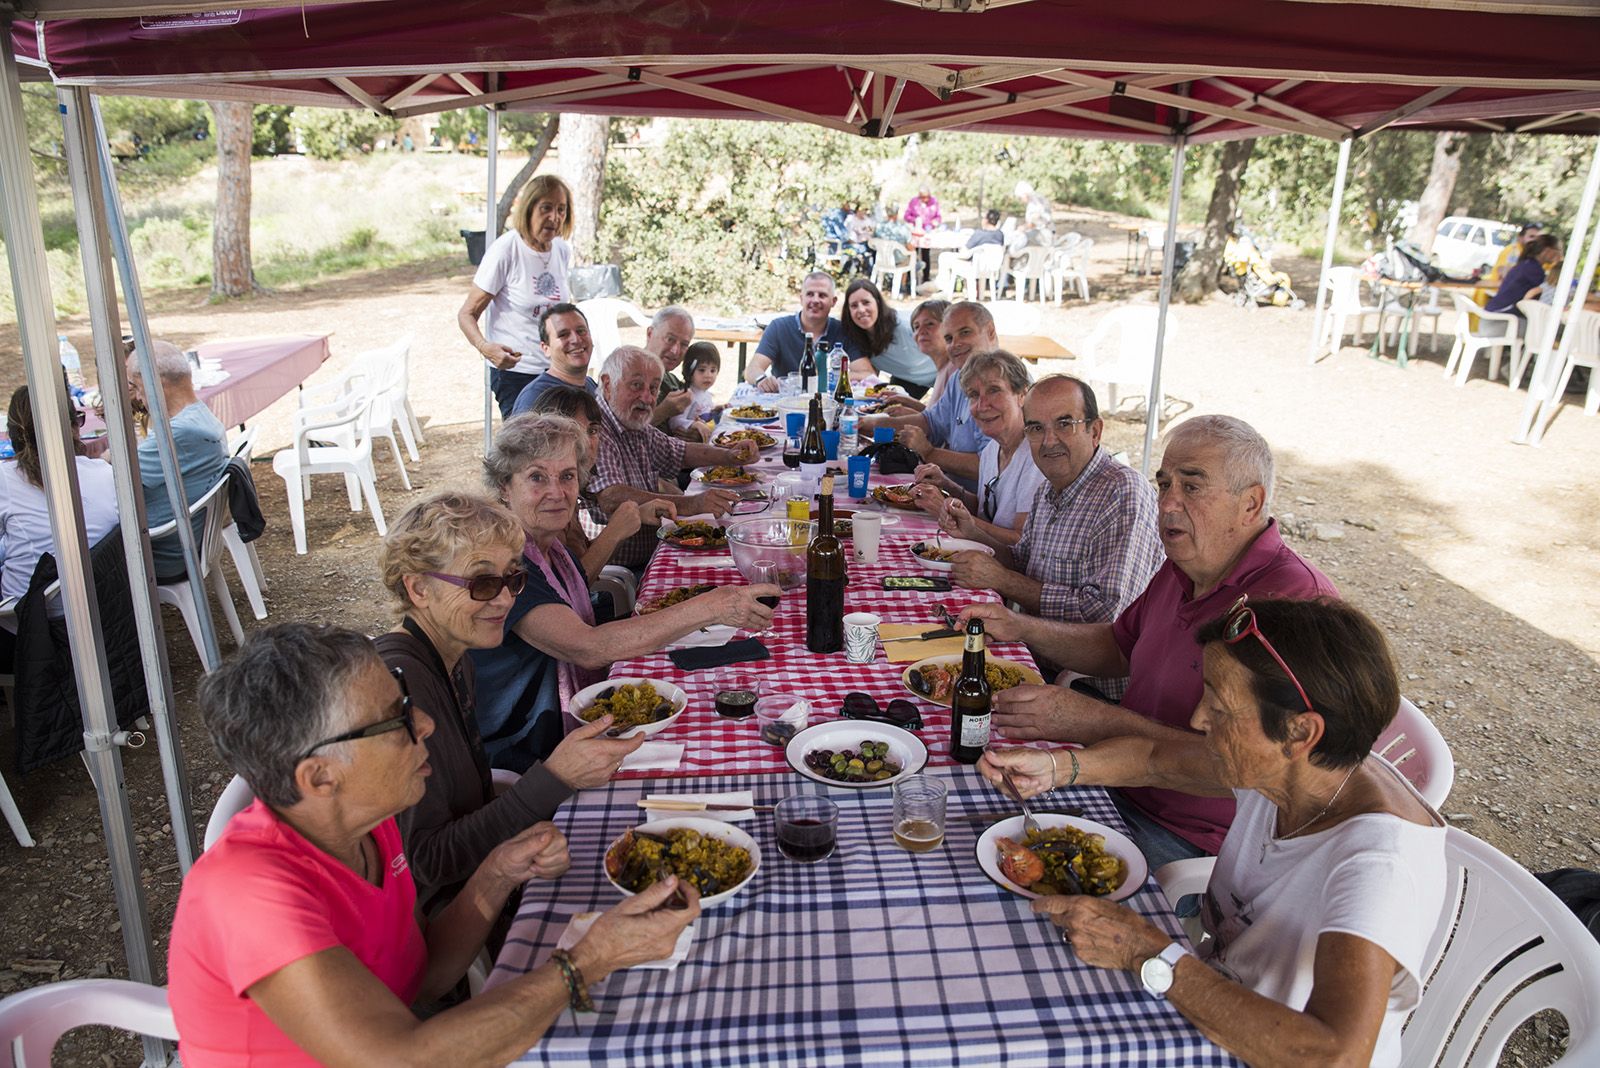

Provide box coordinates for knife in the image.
[637,799,772,812]
[880,627,961,643]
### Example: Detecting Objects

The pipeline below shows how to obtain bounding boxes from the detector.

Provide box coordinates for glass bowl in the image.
[726,517,814,590]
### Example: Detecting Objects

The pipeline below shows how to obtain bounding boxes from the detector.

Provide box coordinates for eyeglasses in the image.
[1220,596,1316,715]
[840,691,923,731]
[980,474,1000,522]
[1022,416,1091,440]
[424,568,528,601]
[299,667,416,761]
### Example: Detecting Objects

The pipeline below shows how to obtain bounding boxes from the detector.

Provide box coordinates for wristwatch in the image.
[1139,942,1192,999]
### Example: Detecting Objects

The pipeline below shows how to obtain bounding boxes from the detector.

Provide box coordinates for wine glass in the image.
[750,561,782,631]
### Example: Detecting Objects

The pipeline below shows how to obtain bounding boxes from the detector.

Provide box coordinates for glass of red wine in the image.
[775,795,839,863]
[751,561,782,611]
[713,669,761,719]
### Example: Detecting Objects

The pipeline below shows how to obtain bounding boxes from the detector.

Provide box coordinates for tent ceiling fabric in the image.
[15,0,1600,143]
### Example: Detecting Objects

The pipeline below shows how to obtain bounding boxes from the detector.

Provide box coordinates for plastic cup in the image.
[843,612,881,663]
[851,511,883,565]
[847,455,871,498]
[786,411,806,438]
[822,430,840,460]
[755,694,810,746]
[873,426,896,444]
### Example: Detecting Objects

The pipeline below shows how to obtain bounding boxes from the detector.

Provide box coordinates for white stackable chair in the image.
[221,425,268,620]
[1006,245,1053,303]
[0,978,178,1066]
[149,475,246,670]
[1513,298,1555,393]
[1052,236,1092,303]
[1444,293,1523,386]
[1140,224,1167,275]
[594,564,638,617]
[0,583,57,849]
[1372,697,1456,810]
[1541,307,1600,418]
[1409,286,1447,356]
[299,336,415,489]
[948,243,1005,301]
[202,773,256,850]
[272,391,388,555]
[1078,305,1177,414]
[869,238,913,299]
[578,297,652,363]
[1318,267,1391,355]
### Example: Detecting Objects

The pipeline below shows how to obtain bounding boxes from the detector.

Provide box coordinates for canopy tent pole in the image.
[0,35,171,1068]
[1141,133,1186,477]
[482,105,500,454]
[1306,136,1354,363]
[1529,202,1600,443]
[1513,136,1600,445]
[60,85,199,871]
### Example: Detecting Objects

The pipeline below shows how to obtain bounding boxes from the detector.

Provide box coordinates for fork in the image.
[1001,768,1042,838]
[933,603,958,630]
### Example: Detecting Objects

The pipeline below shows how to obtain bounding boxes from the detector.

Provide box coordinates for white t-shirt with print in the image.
[1199,769,1447,1068]
[472,232,573,375]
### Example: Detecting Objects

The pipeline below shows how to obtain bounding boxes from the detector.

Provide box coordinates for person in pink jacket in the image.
[904,186,943,275]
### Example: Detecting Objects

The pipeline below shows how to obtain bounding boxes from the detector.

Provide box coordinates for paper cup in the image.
[843,612,881,663]
[851,511,883,565]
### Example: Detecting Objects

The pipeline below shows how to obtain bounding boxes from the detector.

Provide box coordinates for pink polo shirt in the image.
[1111,520,1337,853]
[167,800,429,1066]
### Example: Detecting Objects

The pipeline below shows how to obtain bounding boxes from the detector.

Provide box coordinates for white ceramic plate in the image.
[567,677,688,738]
[976,813,1147,902]
[603,817,761,907]
[901,654,1044,708]
[712,428,779,451]
[728,407,779,425]
[784,720,929,790]
[909,537,994,572]
[689,465,763,490]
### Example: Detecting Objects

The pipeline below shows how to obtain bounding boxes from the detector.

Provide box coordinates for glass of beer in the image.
[893,774,947,853]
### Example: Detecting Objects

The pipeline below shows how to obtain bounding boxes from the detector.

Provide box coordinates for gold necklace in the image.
[1262,761,1361,863]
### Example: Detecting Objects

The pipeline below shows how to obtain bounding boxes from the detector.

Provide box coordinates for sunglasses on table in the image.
[299,666,416,761]
[425,567,528,601]
[840,691,923,731]
[1220,595,1317,715]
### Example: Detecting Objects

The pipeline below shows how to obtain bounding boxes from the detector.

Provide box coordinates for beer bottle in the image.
[949,619,992,764]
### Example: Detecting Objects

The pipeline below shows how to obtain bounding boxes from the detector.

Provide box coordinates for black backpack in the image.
[1535,868,1600,942]
[858,439,922,475]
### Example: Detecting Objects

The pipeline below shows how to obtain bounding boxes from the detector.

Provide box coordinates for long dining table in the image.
[488,416,1239,1066]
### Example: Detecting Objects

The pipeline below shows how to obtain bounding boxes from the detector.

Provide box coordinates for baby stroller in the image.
[1221,228,1304,308]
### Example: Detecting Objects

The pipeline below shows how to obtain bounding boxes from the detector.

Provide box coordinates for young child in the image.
[670,342,722,439]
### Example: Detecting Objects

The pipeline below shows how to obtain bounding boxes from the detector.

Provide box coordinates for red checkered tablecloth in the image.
[611,457,1043,778]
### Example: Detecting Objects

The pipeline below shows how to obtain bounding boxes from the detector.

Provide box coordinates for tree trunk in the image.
[209,100,257,298]
[496,116,560,231]
[1407,132,1464,254]
[556,113,610,266]
[1177,138,1255,303]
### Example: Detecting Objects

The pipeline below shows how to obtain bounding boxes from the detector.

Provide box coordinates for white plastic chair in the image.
[1141,224,1168,275]
[1006,245,1054,303]
[1444,293,1523,386]
[1318,267,1391,355]
[1513,298,1554,393]
[594,564,638,617]
[578,297,652,364]
[221,425,268,621]
[1374,697,1455,809]
[1051,237,1093,303]
[149,474,245,671]
[202,773,256,850]
[1542,307,1600,418]
[869,238,913,299]
[0,978,177,1066]
[948,243,1005,301]
[986,300,1042,338]
[272,390,388,555]
[1079,305,1177,414]
[300,336,415,490]
[1409,286,1446,356]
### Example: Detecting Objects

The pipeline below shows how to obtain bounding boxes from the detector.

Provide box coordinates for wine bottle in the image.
[798,393,827,488]
[798,332,817,395]
[831,347,852,429]
[806,477,845,654]
[949,619,992,764]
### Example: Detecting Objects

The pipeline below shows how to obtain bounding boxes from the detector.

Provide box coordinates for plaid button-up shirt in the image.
[1012,446,1164,698]
[592,395,686,567]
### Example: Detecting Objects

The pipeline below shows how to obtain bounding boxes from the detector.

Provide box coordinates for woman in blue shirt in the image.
[840,278,938,397]
[1482,234,1562,336]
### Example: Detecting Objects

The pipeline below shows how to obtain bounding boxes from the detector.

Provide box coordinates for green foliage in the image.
[253,105,296,156]
[130,216,209,285]
[99,96,208,146]
[291,107,403,160]
[434,108,554,151]
[916,132,1168,219]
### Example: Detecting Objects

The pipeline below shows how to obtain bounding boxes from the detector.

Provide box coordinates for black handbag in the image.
[858,439,922,475]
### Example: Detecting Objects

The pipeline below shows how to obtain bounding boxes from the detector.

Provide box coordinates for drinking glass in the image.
[713,669,761,719]
[775,795,839,863]
[892,775,947,853]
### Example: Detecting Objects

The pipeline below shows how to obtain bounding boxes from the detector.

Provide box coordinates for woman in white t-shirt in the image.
[979,597,1446,1068]
[910,349,1040,548]
[457,175,576,417]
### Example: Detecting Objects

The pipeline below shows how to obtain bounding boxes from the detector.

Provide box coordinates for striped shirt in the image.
[592,395,685,567]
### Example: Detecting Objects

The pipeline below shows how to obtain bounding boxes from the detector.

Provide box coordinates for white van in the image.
[1432,216,1518,276]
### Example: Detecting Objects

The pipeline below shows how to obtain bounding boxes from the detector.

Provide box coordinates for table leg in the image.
[1395,301,1416,369]
[736,341,749,383]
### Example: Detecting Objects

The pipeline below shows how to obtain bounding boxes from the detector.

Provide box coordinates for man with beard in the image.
[592,346,759,568]
[510,305,596,416]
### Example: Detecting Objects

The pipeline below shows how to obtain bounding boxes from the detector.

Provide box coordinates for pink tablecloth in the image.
[608,451,1040,779]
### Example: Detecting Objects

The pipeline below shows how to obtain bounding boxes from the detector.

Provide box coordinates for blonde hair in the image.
[512,174,575,246]
[379,491,523,611]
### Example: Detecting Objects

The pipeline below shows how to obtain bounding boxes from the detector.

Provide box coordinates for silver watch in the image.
[1139,942,1192,999]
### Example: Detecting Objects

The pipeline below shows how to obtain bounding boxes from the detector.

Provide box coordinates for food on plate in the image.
[663,522,727,549]
[910,660,1029,703]
[871,484,919,510]
[802,740,902,783]
[578,682,677,730]
[864,383,900,397]
[730,404,777,421]
[714,428,776,449]
[700,465,757,485]
[638,582,717,614]
[606,827,752,897]
[995,826,1127,897]
[912,542,958,563]
[834,519,853,537]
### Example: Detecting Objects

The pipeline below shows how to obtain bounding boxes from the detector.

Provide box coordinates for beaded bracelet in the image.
[1050,748,1081,788]
[549,949,595,1012]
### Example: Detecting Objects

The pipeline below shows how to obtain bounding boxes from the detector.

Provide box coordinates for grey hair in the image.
[484,412,589,492]
[128,340,192,384]
[651,305,693,331]
[946,300,995,333]
[801,270,836,292]
[1165,414,1276,510]
[599,344,660,385]
[959,349,1032,396]
[198,624,380,808]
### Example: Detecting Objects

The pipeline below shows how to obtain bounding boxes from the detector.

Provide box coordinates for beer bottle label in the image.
[964,632,985,654]
[958,712,991,749]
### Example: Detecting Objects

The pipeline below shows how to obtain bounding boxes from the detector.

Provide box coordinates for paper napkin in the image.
[639,790,756,822]
[556,912,694,971]
[620,741,685,772]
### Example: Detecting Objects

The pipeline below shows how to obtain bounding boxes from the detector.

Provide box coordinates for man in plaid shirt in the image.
[592,346,758,568]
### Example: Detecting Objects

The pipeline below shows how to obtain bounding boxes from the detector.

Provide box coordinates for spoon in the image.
[1001,768,1042,839]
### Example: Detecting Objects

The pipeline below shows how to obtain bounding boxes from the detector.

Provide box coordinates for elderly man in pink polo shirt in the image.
[960,414,1336,876]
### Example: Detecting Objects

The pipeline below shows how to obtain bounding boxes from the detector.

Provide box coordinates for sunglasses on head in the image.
[840,691,923,731]
[1220,595,1316,715]
[425,568,528,601]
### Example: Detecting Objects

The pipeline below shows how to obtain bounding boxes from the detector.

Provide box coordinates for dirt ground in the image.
[1,210,1596,1065]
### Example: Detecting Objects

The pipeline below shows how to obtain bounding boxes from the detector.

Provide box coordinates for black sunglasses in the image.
[299,667,416,761]
[841,691,923,731]
[425,567,528,601]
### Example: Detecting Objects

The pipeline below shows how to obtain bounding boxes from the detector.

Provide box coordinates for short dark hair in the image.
[1029,373,1099,424]
[1196,598,1398,770]
[199,624,381,808]
[531,383,603,425]
[681,341,721,382]
[538,302,587,345]
[1523,234,1561,259]
[985,209,1001,226]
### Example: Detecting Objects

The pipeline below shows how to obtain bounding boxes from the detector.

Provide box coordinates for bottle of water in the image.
[839,404,859,457]
[830,343,848,393]
[58,335,86,389]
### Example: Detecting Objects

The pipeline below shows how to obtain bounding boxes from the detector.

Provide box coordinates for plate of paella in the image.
[976,813,1145,902]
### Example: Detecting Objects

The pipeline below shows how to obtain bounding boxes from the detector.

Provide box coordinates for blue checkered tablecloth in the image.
[490,767,1240,1066]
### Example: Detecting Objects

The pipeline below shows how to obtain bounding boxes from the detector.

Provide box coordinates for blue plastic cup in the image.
[873,426,896,444]
[821,430,840,460]
[847,454,871,498]
[786,412,806,438]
